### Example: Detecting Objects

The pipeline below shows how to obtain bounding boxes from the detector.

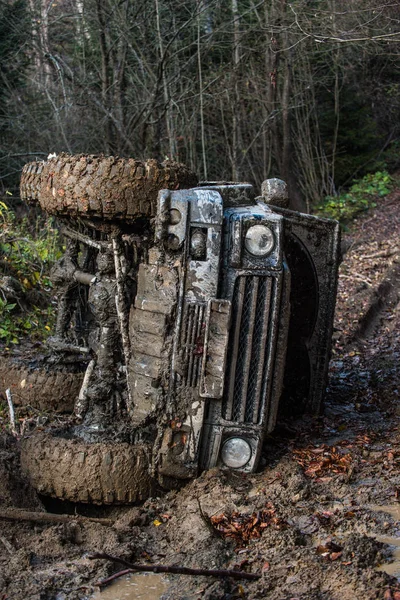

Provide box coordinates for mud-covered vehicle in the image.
[17,154,340,504]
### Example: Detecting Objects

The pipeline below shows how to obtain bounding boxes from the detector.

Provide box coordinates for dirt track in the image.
[0,192,399,600]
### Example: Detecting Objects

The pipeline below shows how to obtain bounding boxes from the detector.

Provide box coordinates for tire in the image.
[20,153,198,222]
[20,430,156,504]
[0,357,84,413]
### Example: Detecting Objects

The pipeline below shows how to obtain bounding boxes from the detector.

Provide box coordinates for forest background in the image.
[0,0,400,213]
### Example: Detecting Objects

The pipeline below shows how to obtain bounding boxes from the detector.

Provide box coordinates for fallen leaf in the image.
[330,551,342,561]
[210,506,287,548]
[237,584,245,598]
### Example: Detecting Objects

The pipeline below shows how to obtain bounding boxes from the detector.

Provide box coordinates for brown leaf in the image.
[330,551,342,561]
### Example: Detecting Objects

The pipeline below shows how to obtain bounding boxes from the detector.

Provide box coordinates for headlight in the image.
[244,224,275,257]
[221,437,252,469]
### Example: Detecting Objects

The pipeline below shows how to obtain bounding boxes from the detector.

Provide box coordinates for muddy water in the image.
[372,505,400,580]
[371,504,400,521]
[375,535,400,579]
[92,573,168,600]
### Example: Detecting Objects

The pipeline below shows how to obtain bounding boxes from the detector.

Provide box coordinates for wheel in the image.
[20,153,198,221]
[20,430,156,504]
[0,357,84,413]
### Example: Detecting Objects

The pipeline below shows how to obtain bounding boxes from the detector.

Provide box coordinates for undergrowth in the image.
[316,170,394,222]
[0,198,62,345]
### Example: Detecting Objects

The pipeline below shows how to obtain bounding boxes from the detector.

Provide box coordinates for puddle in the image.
[370,504,400,521]
[370,504,400,579]
[375,535,400,579]
[92,572,169,600]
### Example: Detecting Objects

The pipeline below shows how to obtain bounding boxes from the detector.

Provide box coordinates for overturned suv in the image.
[19,155,340,504]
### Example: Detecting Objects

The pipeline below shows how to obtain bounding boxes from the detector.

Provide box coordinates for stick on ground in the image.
[5,388,17,436]
[89,552,261,581]
[0,508,114,526]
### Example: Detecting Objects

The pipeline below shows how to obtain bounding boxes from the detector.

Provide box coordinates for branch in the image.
[95,569,133,588]
[5,389,17,436]
[89,552,261,581]
[0,508,114,526]
[360,247,399,260]
[289,5,400,44]
[0,153,48,161]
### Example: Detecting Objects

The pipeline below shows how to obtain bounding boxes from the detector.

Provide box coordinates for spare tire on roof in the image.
[20,153,198,222]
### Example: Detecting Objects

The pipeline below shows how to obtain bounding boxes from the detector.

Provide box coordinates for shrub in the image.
[315,170,394,222]
[0,199,62,345]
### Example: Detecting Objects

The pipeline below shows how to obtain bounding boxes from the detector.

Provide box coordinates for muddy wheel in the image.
[0,357,84,413]
[20,153,198,222]
[20,430,156,504]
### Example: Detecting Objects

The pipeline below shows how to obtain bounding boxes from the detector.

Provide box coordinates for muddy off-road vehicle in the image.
[16,154,340,505]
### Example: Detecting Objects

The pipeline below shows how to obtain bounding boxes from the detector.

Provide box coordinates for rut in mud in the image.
[0,190,400,600]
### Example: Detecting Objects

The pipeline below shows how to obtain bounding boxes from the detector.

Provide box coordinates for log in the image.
[0,508,114,526]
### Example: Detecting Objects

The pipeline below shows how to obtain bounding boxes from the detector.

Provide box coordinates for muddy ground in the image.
[0,192,400,600]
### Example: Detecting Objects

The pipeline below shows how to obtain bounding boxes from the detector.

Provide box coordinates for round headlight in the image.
[221,437,252,469]
[244,224,274,257]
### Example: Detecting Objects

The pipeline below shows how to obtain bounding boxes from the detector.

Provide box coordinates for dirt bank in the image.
[0,192,400,600]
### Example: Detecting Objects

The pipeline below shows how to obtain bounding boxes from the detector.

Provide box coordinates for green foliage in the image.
[315,171,393,222]
[0,299,54,345]
[0,200,62,345]
[1,201,62,286]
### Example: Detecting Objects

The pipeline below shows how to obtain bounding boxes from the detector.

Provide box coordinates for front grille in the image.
[179,301,206,387]
[223,276,276,424]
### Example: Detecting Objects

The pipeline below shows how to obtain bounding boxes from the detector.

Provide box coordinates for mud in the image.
[0,193,400,599]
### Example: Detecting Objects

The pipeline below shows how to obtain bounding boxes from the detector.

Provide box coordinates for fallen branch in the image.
[196,498,223,539]
[75,358,96,420]
[112,232,133,413]
[340,273,372,286]
[360,247,399,260]
[0,508,114,527]
[89,552,261,581]
[5,389,17,436]
[0,535,15,554]
[95,569,134,588]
